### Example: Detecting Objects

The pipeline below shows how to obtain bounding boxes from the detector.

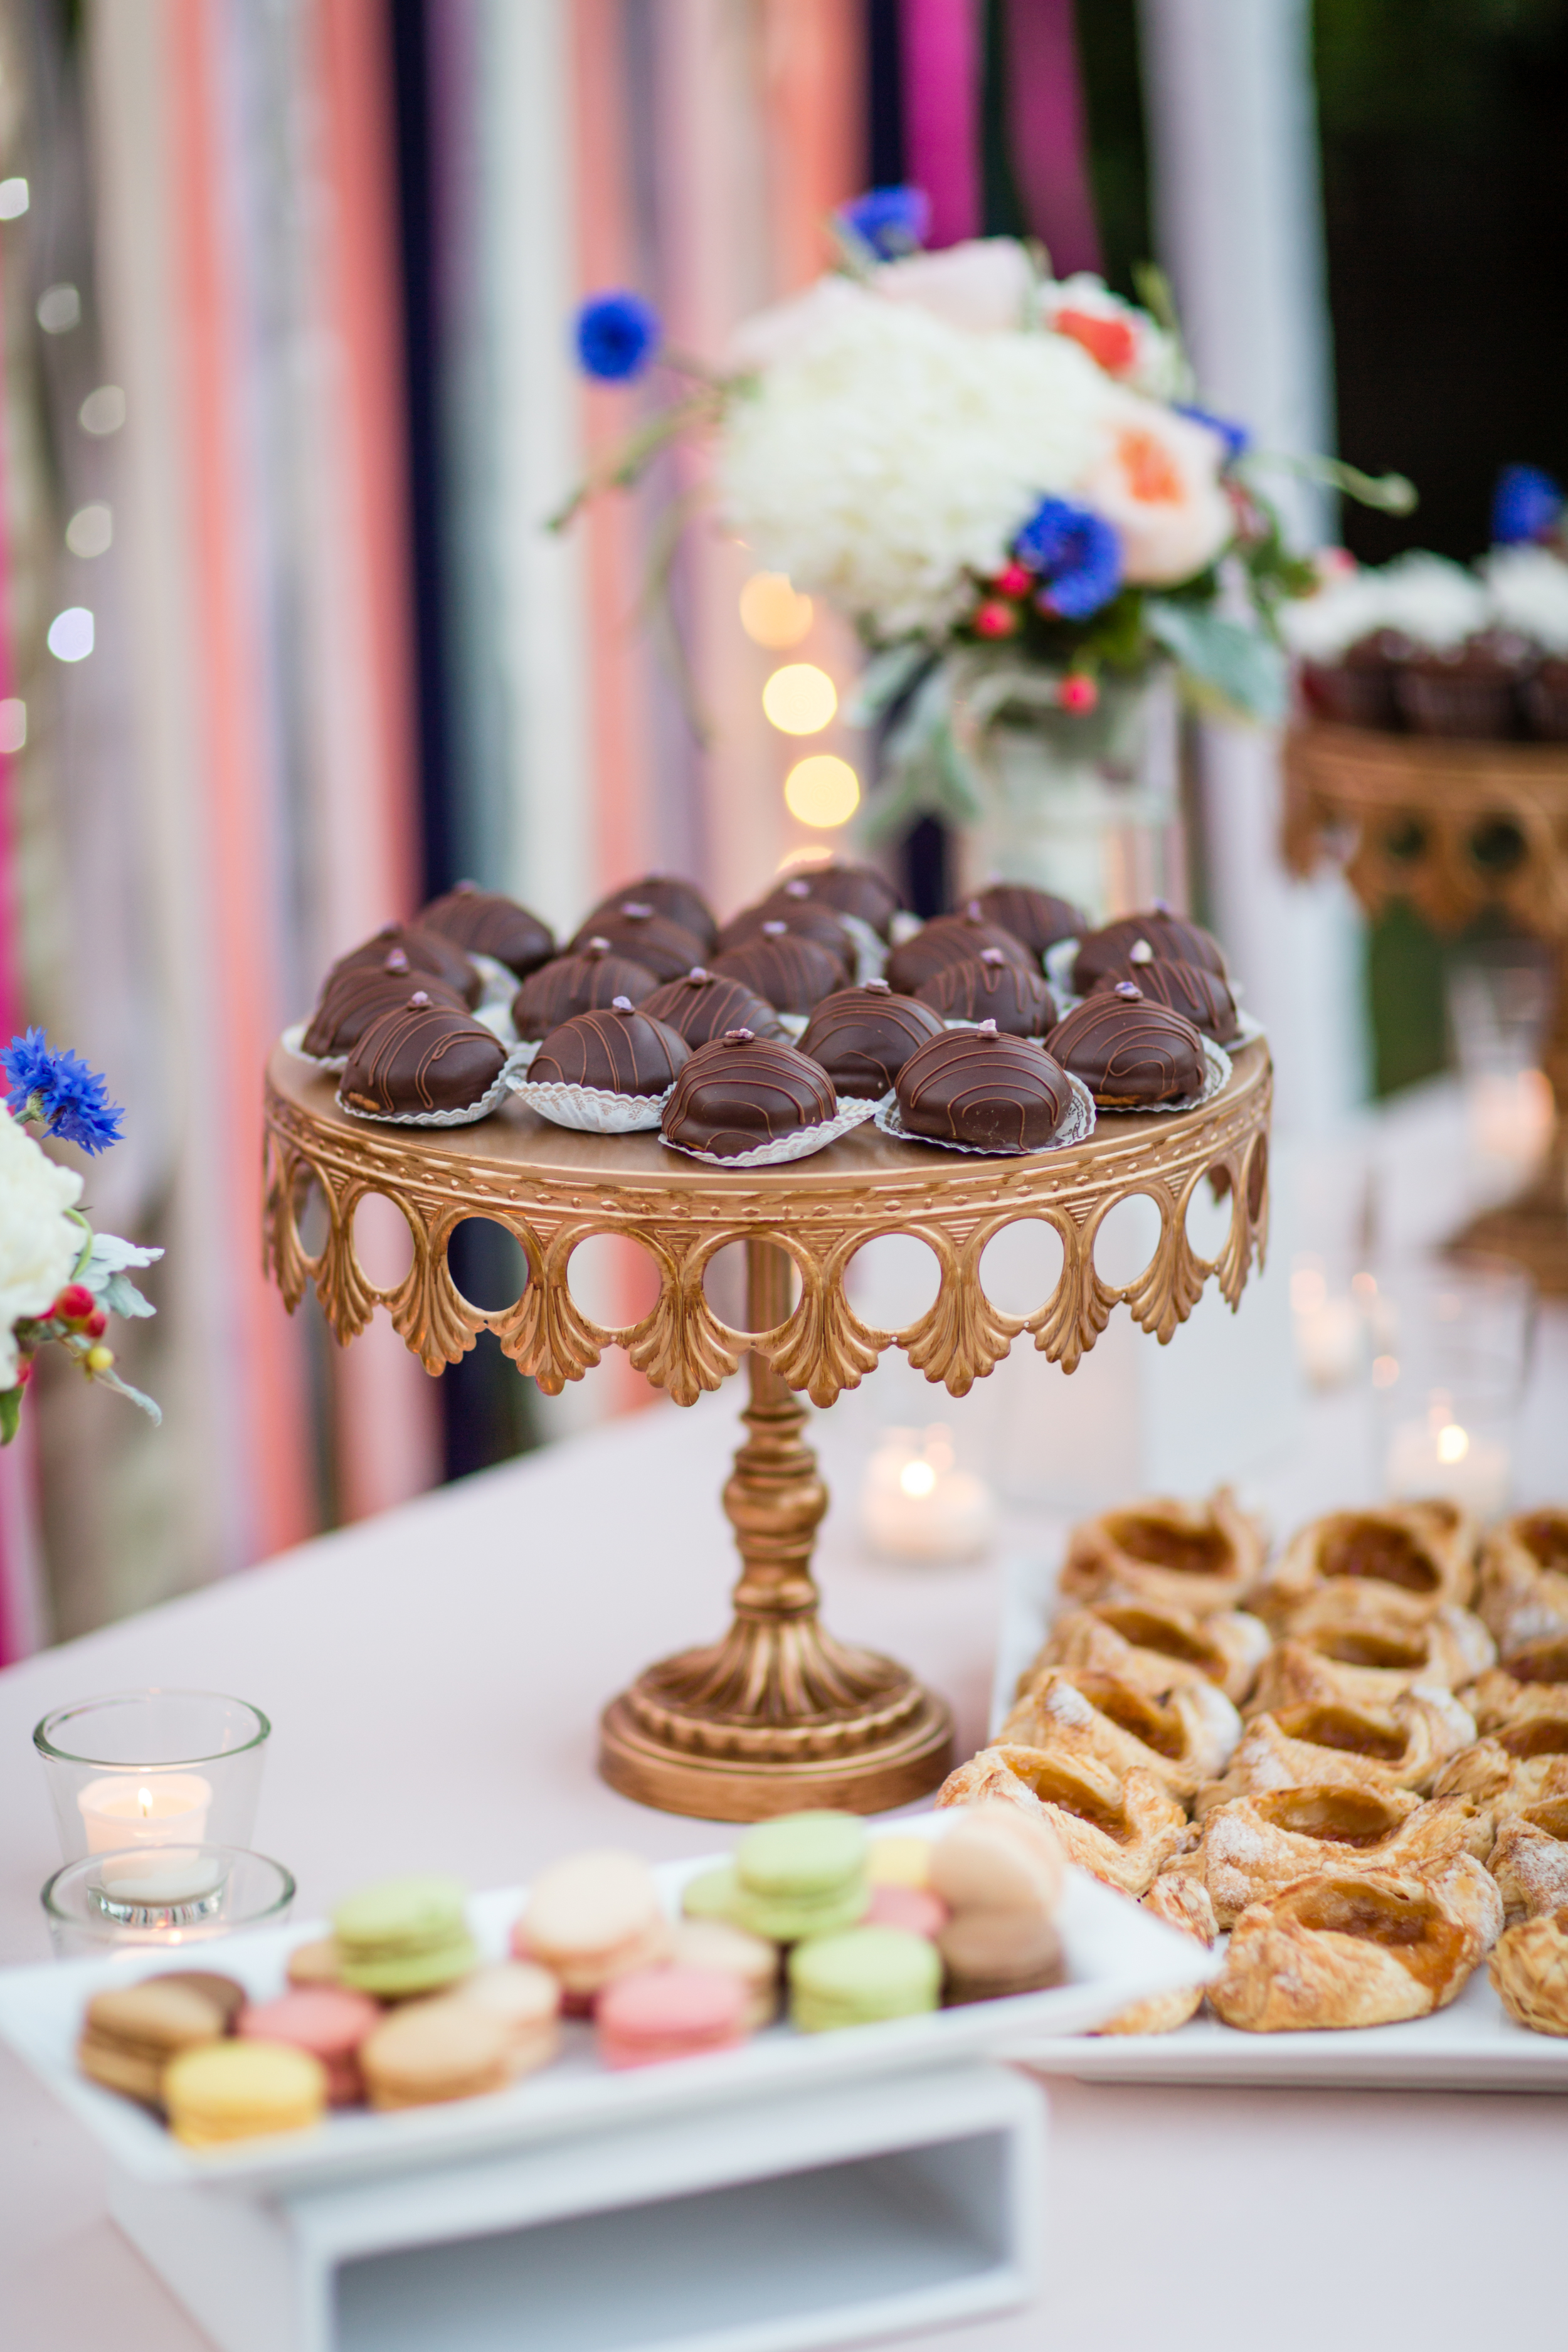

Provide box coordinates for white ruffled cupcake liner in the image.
[282,1020,348,1075]
[507,1075,675,1133]
[872,1073,1096,1157]
[660,1093,877,1168]
[839,913,889,985]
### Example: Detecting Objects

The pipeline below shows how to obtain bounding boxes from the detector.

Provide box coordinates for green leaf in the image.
[0,1385,21,1445]
[1145,600,1286,723]
[92,1364,162,1426]
[845,641,932,727]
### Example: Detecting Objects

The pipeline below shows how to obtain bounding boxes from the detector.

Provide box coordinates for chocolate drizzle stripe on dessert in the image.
[1047,986,1207,1107]
[641,968,790,1047]
[529,1002,689,1096]
[662,1030,837,1158]
[894,1024,1072,1152]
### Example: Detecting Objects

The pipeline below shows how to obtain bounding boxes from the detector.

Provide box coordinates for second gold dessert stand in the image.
[263,1039,1272,1820]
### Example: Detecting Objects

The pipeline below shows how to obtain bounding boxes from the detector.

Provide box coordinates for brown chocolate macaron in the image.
[1048,982,1207,1108]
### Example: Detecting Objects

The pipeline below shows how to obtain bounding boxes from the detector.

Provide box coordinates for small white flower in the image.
[0,1108,83,1387]
[1481,544,1568,653]
[1281,552,1488,659]
[1074,395,1233,585]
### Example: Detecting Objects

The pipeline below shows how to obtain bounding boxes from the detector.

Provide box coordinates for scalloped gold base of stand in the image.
[600,1241,953,1820]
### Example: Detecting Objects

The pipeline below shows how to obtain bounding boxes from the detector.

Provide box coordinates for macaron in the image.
[449,1962,562,2079]
[238,1988,382,2106]
[865,1883,949,1939]
[731,1811,870,1944]
[286,1936,346,1989]
[332,1875,477,1998]
[597,1967,751,2069]
[359,1996,513,2110]
[669,1919,781,2030]
[930,1806,1065,1915]
[680,1864,741,1924]
[163,2040,327,2148]
[938,1910,1066,2004]
[514,1850,671,2004]
[788,1926,942,2033]
[78,1977,231,2109]
[156,1972,247,2029]
[867,1835,934,1890]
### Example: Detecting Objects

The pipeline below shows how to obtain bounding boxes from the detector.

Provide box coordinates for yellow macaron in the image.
[163,2038,327,2148]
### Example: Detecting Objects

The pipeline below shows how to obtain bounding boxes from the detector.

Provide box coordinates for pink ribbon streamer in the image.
[1005,0,1103,277]
[902,0,982,248]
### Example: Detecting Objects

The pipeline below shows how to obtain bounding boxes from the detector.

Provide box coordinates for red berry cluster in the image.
[967,558,1099,712]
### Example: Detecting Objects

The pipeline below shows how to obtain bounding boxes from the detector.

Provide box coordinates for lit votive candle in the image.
[96,1846,227,1907]
[1385,1411,1511,1518]
[77,1772,212,1855]
[861,1428,995,1564]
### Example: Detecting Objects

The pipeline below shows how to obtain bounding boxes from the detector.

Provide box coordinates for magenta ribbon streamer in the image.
[902,0,982,248]
[1005,0,1103,277]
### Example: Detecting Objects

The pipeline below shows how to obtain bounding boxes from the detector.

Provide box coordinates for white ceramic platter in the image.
[0,1829,1213,2194]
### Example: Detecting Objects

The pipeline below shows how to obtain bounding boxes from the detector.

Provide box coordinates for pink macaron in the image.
[596,1967,751,2070]
[865,1883,950,1939]
[238,1986,382,2106]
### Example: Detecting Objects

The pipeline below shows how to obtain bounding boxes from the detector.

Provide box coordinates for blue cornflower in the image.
[1013,499,1123,622]
[1492,464,1564,547]
[3,1029,125,1153]
[837,185,931,261]
[574,292,662,383]
[1175,403,1250,464]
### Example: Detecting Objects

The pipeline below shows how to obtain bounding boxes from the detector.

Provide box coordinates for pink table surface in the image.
[1,1387,1561,2352]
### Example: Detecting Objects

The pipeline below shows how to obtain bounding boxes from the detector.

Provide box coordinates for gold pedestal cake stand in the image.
[263,1039,1272,1820]
[1286,722,1568,1293]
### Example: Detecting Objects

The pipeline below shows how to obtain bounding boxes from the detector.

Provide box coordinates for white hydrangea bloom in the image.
[0,1108,82,1387]
[1481,545,1568,653]
[1281,552,1488,660]
[719,300,1111,637]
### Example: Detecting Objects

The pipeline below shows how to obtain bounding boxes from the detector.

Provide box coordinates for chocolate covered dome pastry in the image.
[302,949,468,1059]
[716,894,854,976]
[970,883,1084,959]
[797,980,942,1097]
[331,922,481,1006]
[895,1022,1073,1152]
[1071,908,1226,992]
[710,928,846,1015]
[641,967,788,1047]
[1394,627,1534,740]
[916,948,1057,1036]
[767,861,903,940]
[1299,627,1414,731]
[580,874,717,951]
[886,904,1036,993]
[1047,984,1207,1108]
[417,882,556,978]
[1090,955,1240,1045]
[569,901,707,983]
[530,999,689,1096]
[662,1030,836,1158]
[340,992,507,1116]
[512,941,658,1040]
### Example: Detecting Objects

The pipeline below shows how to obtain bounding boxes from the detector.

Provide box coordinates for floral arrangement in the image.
[0,1030,161,1443]
[559,186,1409,832]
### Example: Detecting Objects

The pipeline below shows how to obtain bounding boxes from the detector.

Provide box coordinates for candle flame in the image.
[899,1460,937,1498]
[137,1786,154,1816]
[1437,1423,1470,1465]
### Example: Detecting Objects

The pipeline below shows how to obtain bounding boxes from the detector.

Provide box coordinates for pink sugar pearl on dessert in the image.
[238,1987,382,2106]
[865,1883,949,1939]
[596,1967,751,2069]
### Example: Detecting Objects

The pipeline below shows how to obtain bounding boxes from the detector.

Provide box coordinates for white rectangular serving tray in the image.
[0,1826,1214,2194]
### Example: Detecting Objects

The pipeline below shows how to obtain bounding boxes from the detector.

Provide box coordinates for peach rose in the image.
[1076,397,1234,586]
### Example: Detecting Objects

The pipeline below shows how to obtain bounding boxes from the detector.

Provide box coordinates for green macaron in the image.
[789,1924,943,2032]
[332,1874,477,1998]
[680,1864,742,1923]
[731,1811,870,1944]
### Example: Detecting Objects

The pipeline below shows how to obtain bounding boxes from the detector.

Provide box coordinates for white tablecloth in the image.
[3,1366,1564,2350]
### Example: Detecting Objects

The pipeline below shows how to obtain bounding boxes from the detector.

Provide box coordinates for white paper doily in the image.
[872,1073,1096,1157]
[660,1093,877,1168]
[282,1020,347,1075]
[507,1076,675,1133]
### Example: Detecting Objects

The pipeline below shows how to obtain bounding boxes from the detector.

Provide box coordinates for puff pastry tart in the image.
[1489,1906,1568,2035]
[1433,1737,1568,1816]
[1488,1799,1568,1923]
[1057,1488,1267,1619]
[1476,1509,1568,1680]
[1209,1857,1502,2032]
[1093,1874,1218,2038]
[1461,1673,1568,1756]
[1184,1785,1492,1927]
[1022,1603,1270,1709]
[999,1666,1242,1803]
[1246,1592,1494,1717]
[1254,1502,1477,1624]
[1195,1688,1477,1816]
[935,1745,1187,1896]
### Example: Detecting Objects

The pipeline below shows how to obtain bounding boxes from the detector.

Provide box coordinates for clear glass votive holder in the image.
[1373,1253,1537,1518]
[33,1690,271,1865]
[41,1844,295,1959]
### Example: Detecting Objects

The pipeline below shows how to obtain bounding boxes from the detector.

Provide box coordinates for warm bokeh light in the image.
[763,662,837,734]
[739,571,813,647]
[784,753,859,828]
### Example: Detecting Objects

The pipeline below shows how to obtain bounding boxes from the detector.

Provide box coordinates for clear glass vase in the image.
[955,667,1184,921]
